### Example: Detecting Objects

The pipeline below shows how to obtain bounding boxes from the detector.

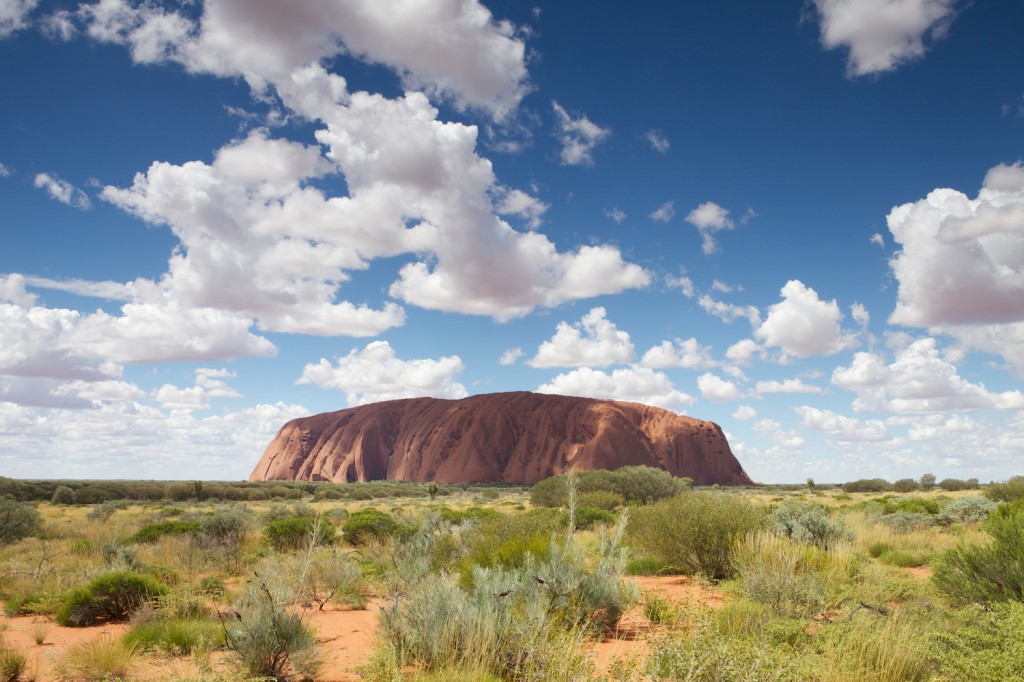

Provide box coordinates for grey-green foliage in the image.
[770,502,852,549]
[938,496,997,525]
[733,533,826,617]
[627,492,764,580]
[0,496,41,545]
[51,485,75,505]
[876,511,934,534]
[223,570,320,682]
[934,501,1024,605]
[530,466,690,508]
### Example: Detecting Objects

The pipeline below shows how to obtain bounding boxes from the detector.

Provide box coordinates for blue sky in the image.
[1,0,1023,483]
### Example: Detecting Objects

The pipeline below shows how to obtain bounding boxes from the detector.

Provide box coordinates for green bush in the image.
[264,515,336,551]
[576,489,624,511]
[51,485,75,505]
[770,502,852,549]
[565,505,614,530]
[341,509,405,546]
[733,532,828,616]
[458,509,562,585]
[892,478,919,493]
[842,478,892,493]
[934,500,1024,604]
[938,496,997,525]
[627,492,764,580]
[530,466,689,508]
[985,475,1024,503]
[939,478,978,491]
[55,572,169,626]
[0,496,40,545]
[933,601,1024,681]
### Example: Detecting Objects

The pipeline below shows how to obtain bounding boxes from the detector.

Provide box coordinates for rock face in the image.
[249,392,753,485]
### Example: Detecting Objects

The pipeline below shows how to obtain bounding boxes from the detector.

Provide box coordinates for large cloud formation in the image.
[887,162,1024,375]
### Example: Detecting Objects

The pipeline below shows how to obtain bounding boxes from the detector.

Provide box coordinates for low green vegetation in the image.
[0,471,1022,681]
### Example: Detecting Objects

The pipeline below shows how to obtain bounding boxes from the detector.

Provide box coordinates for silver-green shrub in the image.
[770,502,852,549]
[937,496,997,525]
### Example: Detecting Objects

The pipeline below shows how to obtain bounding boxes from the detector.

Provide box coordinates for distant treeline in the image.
[0,476,525,504]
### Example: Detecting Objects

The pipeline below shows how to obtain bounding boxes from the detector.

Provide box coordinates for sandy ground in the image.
[0,576,724,681]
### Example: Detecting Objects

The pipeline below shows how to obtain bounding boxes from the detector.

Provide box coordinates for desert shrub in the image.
[51,485,75,505]
[867,541,893,559]
[86,500,125,522]
[341,508,405,546]
[938,496,997,525]
[577,489,624,511]
[934,501,1024,604]
[196,505,251,547]
[296,547,369,611]
[0,645,26,682]
[933,601,1024,681]
[130,519,202,544]
[530,466,689,508]
[733,532,827,616]
[461,508,562,565]
[628,492,764,580]
[985,475,1024,503]
[264,515,336,551]
[55,571,169,626]
[54,635,139,681]
[565,505,614,530]
[124,617,225,655]
[0,496,40,545]
[842,478,892,493]
[770,501,852,549]
[877,511,934,534]
[102,540,141,570]
[223,572,321,682]
[887,497,941,515]
[938,478,977,491]
[892,478,918,493]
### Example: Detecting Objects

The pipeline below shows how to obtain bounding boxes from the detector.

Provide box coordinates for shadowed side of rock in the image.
[249,392,753,485]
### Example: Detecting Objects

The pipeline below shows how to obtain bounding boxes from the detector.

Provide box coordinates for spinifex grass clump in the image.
[733,531,830,616]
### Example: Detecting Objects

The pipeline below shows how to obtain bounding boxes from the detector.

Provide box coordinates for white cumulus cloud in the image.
[810,0,957,77]
[697,372,745,403]
[756,378,825,394]
[640,338,715,370]
[686,201,734,254]
[538,366,695,413]
[528,307,634,368]
[832,337,1024,413]
[755,280,858,359]
[297,340,468,406]
[649,201,675,223]
[0,0,37,38]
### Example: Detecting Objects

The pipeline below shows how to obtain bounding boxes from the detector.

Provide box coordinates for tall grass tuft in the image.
[0,643,26,682]
[54,635,139,681]
[818,615,931,682]
[732,531,828,616]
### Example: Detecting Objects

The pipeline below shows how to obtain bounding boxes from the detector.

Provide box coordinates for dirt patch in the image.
[589,575,726,676]
[0,613,129,681]
[307,602,380,682]
[905,566,933,580]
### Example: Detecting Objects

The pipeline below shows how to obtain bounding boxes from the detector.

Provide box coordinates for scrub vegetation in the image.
[0,470,1022,681]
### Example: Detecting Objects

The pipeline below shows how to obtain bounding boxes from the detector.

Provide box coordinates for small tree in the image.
[806,478,815,490]
[0,496,41,545]
[893,478,919,493]
[51,486,75,505]
[920,473,937,491]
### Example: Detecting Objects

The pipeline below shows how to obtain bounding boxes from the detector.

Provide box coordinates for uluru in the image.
[249,392,752,486]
